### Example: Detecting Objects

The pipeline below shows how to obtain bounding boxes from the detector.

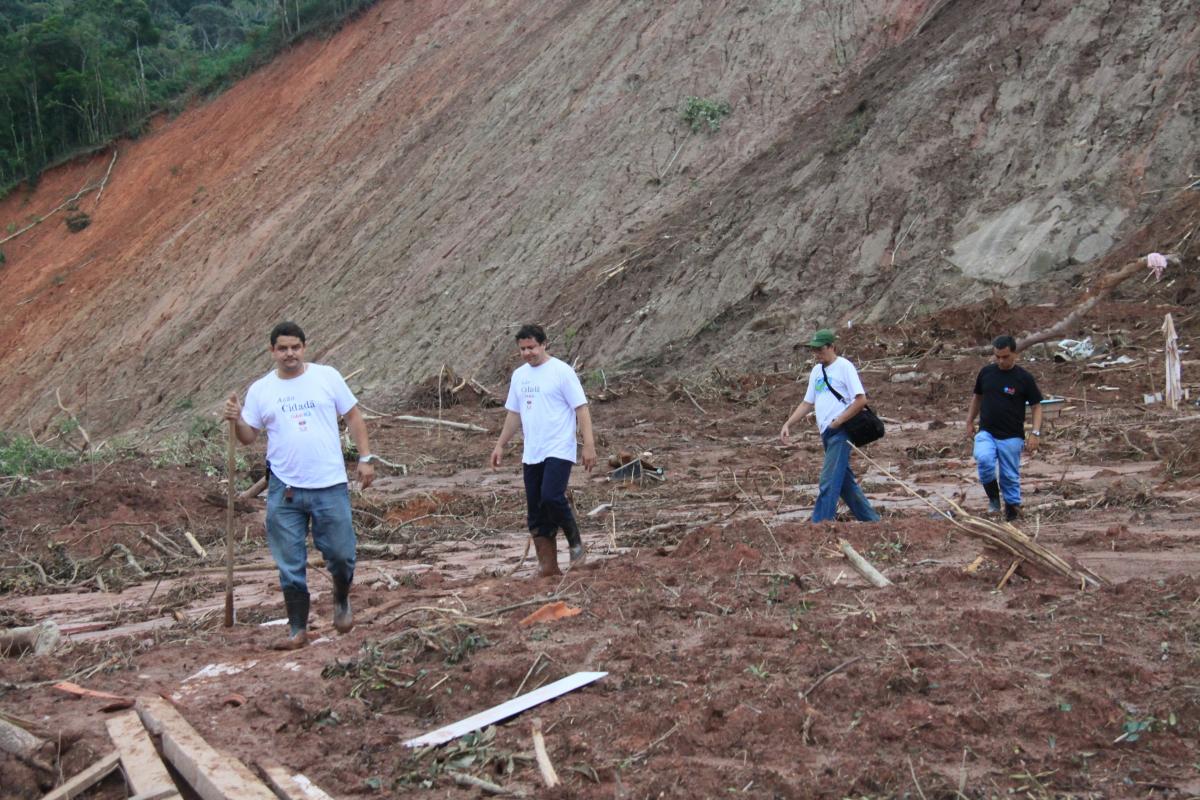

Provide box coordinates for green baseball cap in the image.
[807,328,836,348]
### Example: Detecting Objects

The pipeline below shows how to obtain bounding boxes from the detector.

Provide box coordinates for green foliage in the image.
[680,96,732,132]
[151,413,246,476]
[0,431,77,476]
[829,102,873,156]
[0,0,381,191]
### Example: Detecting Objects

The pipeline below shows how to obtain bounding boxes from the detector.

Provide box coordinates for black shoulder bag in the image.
[820,364,885,447]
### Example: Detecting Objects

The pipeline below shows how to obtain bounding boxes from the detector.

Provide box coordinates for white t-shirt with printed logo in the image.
[804,356,867,434]
[241,363,357,488]
[504,357,588,465]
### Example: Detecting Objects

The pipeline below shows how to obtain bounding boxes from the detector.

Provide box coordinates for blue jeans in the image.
[812,428,880,523]
[523,457,576,539]
[266,477,356,595]
[974,431,1024,506]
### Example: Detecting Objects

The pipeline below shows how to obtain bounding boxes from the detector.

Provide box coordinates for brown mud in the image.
[4,302,1200,798]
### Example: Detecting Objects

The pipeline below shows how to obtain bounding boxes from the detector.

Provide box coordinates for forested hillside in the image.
[0,0,376,190]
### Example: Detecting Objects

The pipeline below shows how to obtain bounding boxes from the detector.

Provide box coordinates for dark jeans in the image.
[812,428,881,523]
[523,457,576,539]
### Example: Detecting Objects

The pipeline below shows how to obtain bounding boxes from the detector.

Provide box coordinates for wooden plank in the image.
[105,710,179,798]
[136,697,276,800]
[257,759,336,800]
[404,671,607,748]
[40,752,120,800]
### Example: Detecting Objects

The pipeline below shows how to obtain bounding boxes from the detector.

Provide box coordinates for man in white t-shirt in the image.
[779,328,880,523]
[223,321,375,650]
[490,324,596,577]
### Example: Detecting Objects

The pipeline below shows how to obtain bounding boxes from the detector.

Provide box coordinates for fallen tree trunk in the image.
[975,253,1181,354]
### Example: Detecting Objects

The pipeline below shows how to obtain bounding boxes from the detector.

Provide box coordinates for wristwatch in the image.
[358,454,374,464]
[1030,430,1041,437]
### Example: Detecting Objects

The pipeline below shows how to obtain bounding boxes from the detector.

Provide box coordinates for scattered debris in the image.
[1054,338,1095,362]
[518,601,581,626]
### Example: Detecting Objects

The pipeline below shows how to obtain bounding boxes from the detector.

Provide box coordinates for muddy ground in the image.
[3,302,1200,799]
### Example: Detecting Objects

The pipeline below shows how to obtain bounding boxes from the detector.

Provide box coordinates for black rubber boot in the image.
[1005,503,1021,522]
[561,517,587,565]
[983,480,1001,514]
[277,587,310,650]
[332,580,353,634]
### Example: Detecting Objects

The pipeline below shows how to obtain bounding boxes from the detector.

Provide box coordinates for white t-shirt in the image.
[241,363,357,488]
[804,356,867,434]
[504,357,588,464]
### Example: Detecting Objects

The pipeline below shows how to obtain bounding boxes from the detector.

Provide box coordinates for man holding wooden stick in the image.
[223,322,374,649]
[491,324,596,576]
[965,334,1043,521]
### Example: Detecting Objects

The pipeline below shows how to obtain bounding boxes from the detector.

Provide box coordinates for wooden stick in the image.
[530,718,560,788]
[357,405,487,432]
[838,539,892,588]
[183,531,207,559]
[449,771,523,796]
[799,655,863,700]
[39,752,120,800]
[225,422,236,627]
[996,559,1022,591]
[92,149,118,209]
[237,476,267,501]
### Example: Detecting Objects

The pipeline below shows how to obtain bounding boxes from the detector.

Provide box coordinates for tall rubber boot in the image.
[561,517,587,565]
[276,587,309,650]
[983,480,1001,514]
[532,536,561,577]
[1005,503,1021,522]
[332,580,353,634]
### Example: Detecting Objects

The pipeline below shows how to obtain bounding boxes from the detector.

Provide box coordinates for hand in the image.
[581,443,596,472]
[780,423,791,442]
[965,422,976,443]
[1026,436,1040,455]
[356,461,375,490]
[222,393,242,422]
[489,445,504,470]
[828,416,842,430]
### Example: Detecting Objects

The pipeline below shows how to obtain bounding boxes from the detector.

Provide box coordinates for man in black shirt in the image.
[965,335,1044,521]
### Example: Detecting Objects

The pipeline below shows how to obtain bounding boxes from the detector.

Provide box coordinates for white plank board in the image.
[403,671,607,748]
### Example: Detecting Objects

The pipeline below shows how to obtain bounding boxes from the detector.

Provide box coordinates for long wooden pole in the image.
[224,421,236,627]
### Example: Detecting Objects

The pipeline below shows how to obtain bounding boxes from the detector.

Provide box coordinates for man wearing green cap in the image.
[779,329,881,523]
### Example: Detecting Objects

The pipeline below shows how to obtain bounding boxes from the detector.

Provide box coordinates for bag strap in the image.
[820,363,849,405]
